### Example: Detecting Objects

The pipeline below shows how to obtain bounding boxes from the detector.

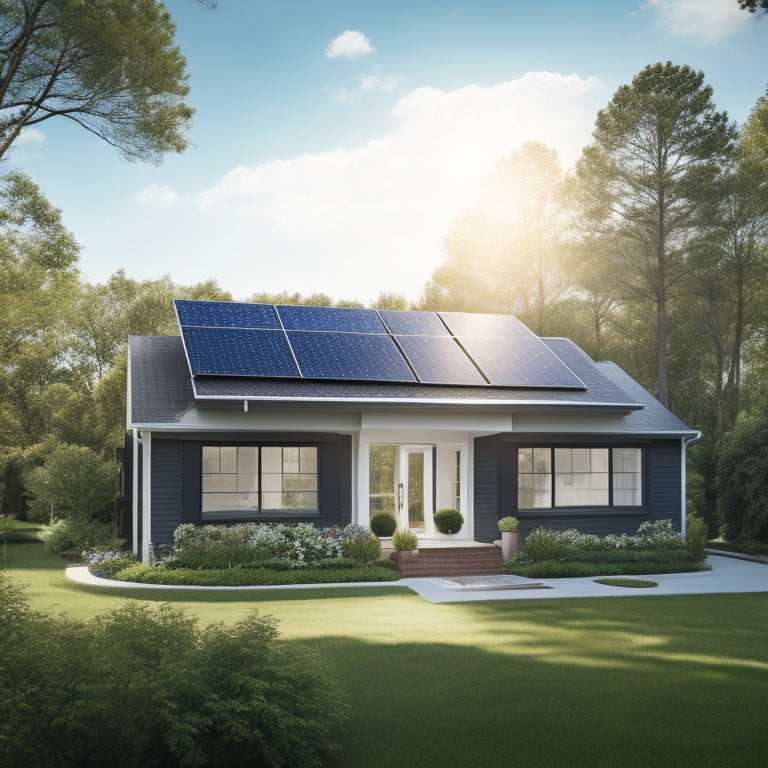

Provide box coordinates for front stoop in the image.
[390,545,502,577]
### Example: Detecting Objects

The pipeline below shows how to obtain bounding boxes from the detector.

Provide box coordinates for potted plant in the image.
[370,512,397,537]
[433,508,463,535]
[497,516,519,561]
[391,528,418,563]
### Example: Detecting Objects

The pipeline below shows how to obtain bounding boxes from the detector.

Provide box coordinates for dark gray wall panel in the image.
[473,435,500,543]
[151,440,183,546]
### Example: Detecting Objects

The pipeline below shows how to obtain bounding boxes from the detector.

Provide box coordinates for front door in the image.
[398,447,433,535]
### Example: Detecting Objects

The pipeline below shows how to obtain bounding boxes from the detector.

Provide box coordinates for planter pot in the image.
[500,530,519,561]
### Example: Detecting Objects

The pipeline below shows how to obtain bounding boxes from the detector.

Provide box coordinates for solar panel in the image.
[378,310,450,336]
[287,331,416,382]
[277,305,385,334]
[181,327,299,377]
[457,336,584,388]
[439,311,531,338]
[175,299,280,329]
[395,335,487,385]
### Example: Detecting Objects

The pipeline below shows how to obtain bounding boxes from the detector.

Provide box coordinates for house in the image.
[124,299,699,562]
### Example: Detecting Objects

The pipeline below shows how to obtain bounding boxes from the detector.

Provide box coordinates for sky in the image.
[6,0,768,305]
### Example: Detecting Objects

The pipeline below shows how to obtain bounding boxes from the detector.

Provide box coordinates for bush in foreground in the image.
[39,518,124,558]
[0,575,347,768]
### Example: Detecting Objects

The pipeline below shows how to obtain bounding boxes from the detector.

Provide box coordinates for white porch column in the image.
[356,433,370,526]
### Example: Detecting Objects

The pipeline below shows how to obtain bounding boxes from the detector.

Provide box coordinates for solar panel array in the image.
[174,300,585,389]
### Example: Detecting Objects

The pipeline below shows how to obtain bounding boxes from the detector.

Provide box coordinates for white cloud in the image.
[135,184,179,208]
[15,128,45,147]
[191,72,609,302]
[359,70,399,91]
[646,0,750,44]
[325,30,374,59]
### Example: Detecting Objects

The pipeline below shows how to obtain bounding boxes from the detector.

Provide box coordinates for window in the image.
[202,445,318,520]
[517,447,641,509]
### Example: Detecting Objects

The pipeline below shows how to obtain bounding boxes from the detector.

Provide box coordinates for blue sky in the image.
[7,0,768,304]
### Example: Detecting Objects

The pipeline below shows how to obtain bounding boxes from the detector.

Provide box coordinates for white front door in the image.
[398,446,434,535]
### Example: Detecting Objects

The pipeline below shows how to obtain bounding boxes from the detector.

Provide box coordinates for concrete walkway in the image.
[66,553,768,604]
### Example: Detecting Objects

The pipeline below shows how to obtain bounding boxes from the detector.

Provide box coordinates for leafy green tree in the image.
[25,442,117,521]
[427,142,573,333]
[717,409,768,541]
[0,0,194,162]
[575,62,736,406]
[370,290,409,310]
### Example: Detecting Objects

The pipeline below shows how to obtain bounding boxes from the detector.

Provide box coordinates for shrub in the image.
[341,533,382,563]
[503,559,707,579]
[370,512,397,537]
[38,518,124,558]
[497,515,519,532]
[0,575,348,767]
[87,551,137,578]
[391,528,418,551]
[523,528,571,561]
[433,508,463,534]
[685,515,708,561]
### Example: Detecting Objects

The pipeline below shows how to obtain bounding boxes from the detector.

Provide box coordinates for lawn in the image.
[4,540,768,767]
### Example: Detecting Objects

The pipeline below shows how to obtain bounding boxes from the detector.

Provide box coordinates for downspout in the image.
[681,431,702,537]
[132,428,139,556]
[137,430,152,563]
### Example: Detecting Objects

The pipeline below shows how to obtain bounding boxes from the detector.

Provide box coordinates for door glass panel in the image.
[408,452,425,532]
[369,445,397,516]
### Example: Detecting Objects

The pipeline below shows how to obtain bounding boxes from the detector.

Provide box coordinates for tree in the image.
[0,0,193,162]
[575,62,736,406]
[427,142,573,333]
[739,1,768,13]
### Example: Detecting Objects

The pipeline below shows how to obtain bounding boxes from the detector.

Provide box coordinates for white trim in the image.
[141,430,152,563]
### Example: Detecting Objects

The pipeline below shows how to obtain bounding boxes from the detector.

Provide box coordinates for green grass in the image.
[3,539,768,767]
[594,577,659,588]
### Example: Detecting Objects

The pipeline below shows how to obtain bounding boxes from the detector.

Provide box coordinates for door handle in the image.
[397,483,403,511]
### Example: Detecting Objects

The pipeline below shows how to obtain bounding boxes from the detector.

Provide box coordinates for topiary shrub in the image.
[370,512,397,537]
[433,508,463,534]
[391,528,418,551]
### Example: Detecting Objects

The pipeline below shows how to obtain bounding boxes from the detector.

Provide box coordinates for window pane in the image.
[237,474,259,493]
[613,448,641,506]
[533,448,551,473]
[555,448,608,507]
[202,474,237,493]
[518,447,552,508]
[300,447,317,474]
[518,447,532,473]
[219,446,237,474]
[202,446,219,474]
[261,447,282,474]
[237,446,258,475]
[261,473,283,493]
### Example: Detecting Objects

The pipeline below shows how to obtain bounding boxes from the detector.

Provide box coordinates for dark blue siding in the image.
[473,435,500,543]
[474,436,684,542]
[151,440,183,546]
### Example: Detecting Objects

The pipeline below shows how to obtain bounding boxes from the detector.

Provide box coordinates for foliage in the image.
[503,558,706,579]
[523,520,687,562]
[0,575,348,767]
[86,550,137,578]
[38,518,123,558]
[341,533,382,563]
[25,443,118,522]
[497,515,519,532]
[685,515,708,561]
[575,62,736,406]
[391,528,418,551]
[716,409,768,541]
[433,508,463,534]
[369,512,397,537]
[706,538,768,558]
[113,562,399,586]
[0,0,194,163]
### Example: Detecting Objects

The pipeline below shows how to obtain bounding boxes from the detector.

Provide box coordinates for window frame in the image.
[201,443,320,521]
[516,445,643,511]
